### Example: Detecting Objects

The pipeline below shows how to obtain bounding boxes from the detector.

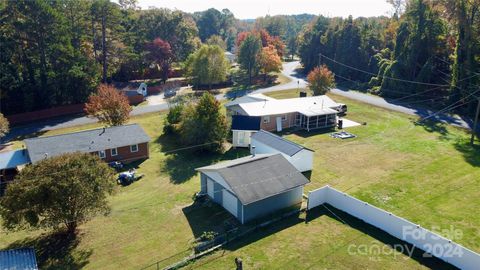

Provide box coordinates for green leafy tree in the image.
[164,104,184,134]
[307,65,336,95]
[0,153,115,234]
[179,93,227,152]
[0,113,9,142]
[185,45,229,89]
[237,34,262,84]
[206,35,227,50]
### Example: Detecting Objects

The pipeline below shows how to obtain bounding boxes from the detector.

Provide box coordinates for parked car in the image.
[108,161,124,169]
[334,103,347,115]
[164,88,177,98]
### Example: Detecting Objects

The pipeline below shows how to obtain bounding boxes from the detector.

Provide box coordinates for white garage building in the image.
[250,130,314,172]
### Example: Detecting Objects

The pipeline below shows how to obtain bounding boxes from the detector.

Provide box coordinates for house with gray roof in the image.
[250,130,314,172]
[24,124,150,164]
[196,153,309,224]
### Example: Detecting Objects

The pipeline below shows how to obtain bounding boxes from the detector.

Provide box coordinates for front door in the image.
[276,116,282,132]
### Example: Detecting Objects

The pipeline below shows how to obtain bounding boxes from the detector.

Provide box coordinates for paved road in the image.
[5,61,475,141]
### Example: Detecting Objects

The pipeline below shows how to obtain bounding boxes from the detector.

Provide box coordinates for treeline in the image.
[298,0,480,115]
[0,0,312,116]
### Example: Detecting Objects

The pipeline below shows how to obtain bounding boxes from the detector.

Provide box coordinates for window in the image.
[281,115,287,121]
[111,148,118,156]
[263,116,270,124]
[98,150,106,159]
[130,144,138,153]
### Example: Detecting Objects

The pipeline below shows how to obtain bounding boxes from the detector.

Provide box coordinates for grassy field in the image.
[1,89,478,269]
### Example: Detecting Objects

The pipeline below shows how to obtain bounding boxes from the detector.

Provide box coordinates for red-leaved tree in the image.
[145,38,173,83]
[85,84,132,126]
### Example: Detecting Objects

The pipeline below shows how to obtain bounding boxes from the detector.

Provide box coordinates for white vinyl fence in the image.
[307,185,480,270]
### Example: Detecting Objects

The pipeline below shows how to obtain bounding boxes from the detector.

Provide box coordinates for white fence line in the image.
[307,185,480,270]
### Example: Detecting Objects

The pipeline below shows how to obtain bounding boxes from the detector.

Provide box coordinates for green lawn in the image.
[1,89,478,269]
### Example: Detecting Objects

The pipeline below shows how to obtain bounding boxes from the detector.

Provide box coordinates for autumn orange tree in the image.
[257,45,282,81]
[307,65,336,96]
[85,84,132,126]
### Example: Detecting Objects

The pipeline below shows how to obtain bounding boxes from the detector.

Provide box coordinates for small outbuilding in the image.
[250,130,314,172]
[231,115,261,147]
[0,248,39,270]
[196,153,309,224]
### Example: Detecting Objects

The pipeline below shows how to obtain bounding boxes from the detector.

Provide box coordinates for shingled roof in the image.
[196,154,309,205]
[251,130,314,156]
[24,124,150,163]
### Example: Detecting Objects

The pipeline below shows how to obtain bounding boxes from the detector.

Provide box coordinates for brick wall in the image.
[94,142,149,163]
[259,112,298,131]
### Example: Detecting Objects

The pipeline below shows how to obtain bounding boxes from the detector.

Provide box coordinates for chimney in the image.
[251,146,256,157]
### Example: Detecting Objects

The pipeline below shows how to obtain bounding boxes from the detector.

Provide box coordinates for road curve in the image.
[5,61,474,142]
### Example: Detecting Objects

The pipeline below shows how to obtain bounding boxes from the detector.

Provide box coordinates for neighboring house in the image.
[224,51,236,64]
[0,149,30,194]
[225,93,276,115]
[231,115,261,147]
[250,130,314,172]
[113,82,148,105]
[227,95,339,132]
[0,248,39,270]
[24,124,150,164]
[196,153,309,224]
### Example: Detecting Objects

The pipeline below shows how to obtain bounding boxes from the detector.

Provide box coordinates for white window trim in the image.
[130,144,139,153]
[111,148,118,156]
[263,116,270,124]
[98,150,106,159]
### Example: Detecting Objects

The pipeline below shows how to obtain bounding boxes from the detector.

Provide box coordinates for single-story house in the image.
[24,124,150,164]
[225,93,276,115]
[231,115,261,147]
[196,153,309,224]
[250,130,314,172]
[227,95,340,132]
[0,248,38,270]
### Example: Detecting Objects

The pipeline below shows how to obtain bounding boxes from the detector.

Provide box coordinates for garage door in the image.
[222,189,238,217]
[207,179,214,198]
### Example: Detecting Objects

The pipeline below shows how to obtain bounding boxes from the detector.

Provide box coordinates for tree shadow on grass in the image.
[4,230,91,270]
[414,119,449,140]
[156,134,250,184]
[453,140,480,167]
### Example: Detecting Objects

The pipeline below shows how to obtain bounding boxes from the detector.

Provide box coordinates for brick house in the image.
[226,95,339,132]
[24,124,150,164]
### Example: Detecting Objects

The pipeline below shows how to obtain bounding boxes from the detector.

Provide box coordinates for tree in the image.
[0,152,115,234]
[0,113,9,142]
[163,104,184,134]
[206,35,227,50]
[145,38,173,83]
[237,34,262,84]
[257,46,282,81]
[85,84,132,126]
[185,45,229,89]
[307,65,336,95]
[178,92,227,152]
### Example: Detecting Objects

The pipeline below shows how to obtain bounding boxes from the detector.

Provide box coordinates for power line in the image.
[320,53,450,87]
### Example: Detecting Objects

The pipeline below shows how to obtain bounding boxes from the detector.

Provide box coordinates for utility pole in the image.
[471,97,480,145]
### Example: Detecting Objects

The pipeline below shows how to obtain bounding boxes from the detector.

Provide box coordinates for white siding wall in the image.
[250,139,314,172]
[308,186,480,270]
[232,130,256,147]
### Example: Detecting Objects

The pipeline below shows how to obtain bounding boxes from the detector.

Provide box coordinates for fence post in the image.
[156,262,159,270]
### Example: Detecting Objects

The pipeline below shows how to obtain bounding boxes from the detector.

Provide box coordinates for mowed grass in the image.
[1,89,479,269]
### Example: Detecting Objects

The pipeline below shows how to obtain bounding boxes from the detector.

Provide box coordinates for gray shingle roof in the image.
[24,124,150,163]
[251,130,313,156]
[197,154,309,205]
[0,248,38,270]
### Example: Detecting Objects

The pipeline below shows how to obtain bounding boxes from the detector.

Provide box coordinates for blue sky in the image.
[132,0,393,19]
